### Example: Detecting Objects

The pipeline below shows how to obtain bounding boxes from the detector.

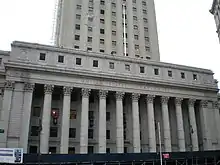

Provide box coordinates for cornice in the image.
[11,41,213,74]
[0,50,10,56]
[4,60,218,93]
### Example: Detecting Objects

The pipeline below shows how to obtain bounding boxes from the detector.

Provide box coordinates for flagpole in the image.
[122,2,127,56]
[158,122,162,165]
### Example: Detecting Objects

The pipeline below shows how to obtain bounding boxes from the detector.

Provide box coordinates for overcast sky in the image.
[0,0,219,84]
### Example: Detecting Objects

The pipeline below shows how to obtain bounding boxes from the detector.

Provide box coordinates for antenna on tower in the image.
[50,0,59,46]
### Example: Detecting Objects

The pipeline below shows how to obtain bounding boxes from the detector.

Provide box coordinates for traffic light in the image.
[51,110,59,125]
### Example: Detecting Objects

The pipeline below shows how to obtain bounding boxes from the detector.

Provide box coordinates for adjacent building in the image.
[210,0,220,42]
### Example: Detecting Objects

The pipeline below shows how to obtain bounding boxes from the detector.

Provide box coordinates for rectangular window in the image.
[70,109,77,119]
[76,14,81,20]
[50,127,58,137]
[88,17,93,22]
[33,107,41,117]
[143,18,148,23]
[75,24,80,30]
[100,0,105,5]
[106,148,110,153]
[133,0,136,3]
[88,129,93,139]
[143,9,147,14]
[58,55,64,63]
[134,25,138,30]
[93,60,98,67]
[144,27,148,32]
[100,19,105,24]
[30,126,39,136]
[168,70,172,77]
[100,49,105,53]
[193,74,197,80]
[88,146,94,154]
[135,45,139,50]
[69,128,76,138]
[133,7,137,12]
[75,35,80,40]
[133,16,137,21]
[88,37,92,42]
[100,39,104,44]
[76,58,81,65]
[109,62,114,69]
[39,53,46,61]
[106,112,111,121]
[181,72,185,79]
[112,21,116,26]
[125,64,130,71]
[134,35,139,40]
[112,12,116,17]
[106,130,110,139]
[140,66,145,73]
[100,29,105,34]
[124,147,128,153]
[142,1,146,6]
[112,31,116,36]
[74,45,79,49]
[87,47,92,51]
[49,147,56,154]
[112,2,116,8]
[68,147,75,154]
[76,5,81,10]
[112,41,116,46]
[88,27,92,32]
[100,9,105,14]
[154,68,159,75]
[145,46,150,52]
[145,37,149,42]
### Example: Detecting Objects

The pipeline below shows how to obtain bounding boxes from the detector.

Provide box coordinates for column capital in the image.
[4,81,14,90]
[146,95,155,103]
[132,93,140,102]
[116,91,125,100]
[175,97,183,106]
[161,96,169,104]
[188,99,196,107]
[44,84,54,94]
[99,90,108,99]
[81,88,91,98]
[24,83,35,92]
[63,86,73,96]
[200,100,208,108]
[213,101,219,109]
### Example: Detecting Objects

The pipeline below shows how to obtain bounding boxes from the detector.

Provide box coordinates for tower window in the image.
[100,9,105,14]
[93,60,98,67]
[134,25,138,30]
[75,24,80,30]
[74,45,79,49]
[112,12,116,17]
[143,18,148,23]
[58,55,64,63]
[125,64,130,71]
[100,49,105,53]
[88,27,93,32]
[112,21,116,26]
[145,46,150,52]
[135,45,139,50]
[112,2,116,8]
[133,16,137,20]
[193,74,197,80]
[154,68,159,75]
[181,72,185,79]
[112,31,116,35]
[134,35,139,40]
[100,0,105,5]
[87,47,92,51]
[100,29,105,34]
[77,5,81,10]
[100,19,105,24]
[168,70,172,77]
[140,66,145,73]
[76,58,81,65]
[100,39,104,44]
[88,37,92,42]
[112,41,116,46]
[143,9,147,14]
[76,14,81,20]
[39,53,46,61]
[142,1,146,6]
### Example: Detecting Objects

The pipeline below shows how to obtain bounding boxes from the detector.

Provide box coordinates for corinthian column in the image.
[0,81,14,147]
[161,96,172,152]
[80,88,90,154]
[40,84,54,154]
[200,100,212,150]
[175,97,185,152]
[20,83,35,153]
[60,86,72,154]
[98,90,108,153]
[132,93,141,152]
[188,99,199,151]
[213,101,220,149]
[116,91,125,153]
[146,95,156,152]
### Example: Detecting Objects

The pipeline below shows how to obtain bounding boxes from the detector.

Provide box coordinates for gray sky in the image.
[0,0,220,84]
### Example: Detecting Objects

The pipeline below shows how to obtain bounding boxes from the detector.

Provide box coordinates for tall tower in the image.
[55,0,160,61]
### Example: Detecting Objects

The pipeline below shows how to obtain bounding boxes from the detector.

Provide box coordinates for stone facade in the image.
[0,41,219,154]
[210,0,220,43]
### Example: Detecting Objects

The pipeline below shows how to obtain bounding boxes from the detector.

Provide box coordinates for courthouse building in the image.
[0,0,219,156]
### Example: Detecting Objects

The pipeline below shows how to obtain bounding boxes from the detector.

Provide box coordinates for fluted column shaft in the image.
[132,93,141,153]
[60,87,72,154]
[80,88,90,154]
[146,95,156,152]
[19,83,34,153]
[213,101,220,149]
[161,96,172,152]
[175,98,185,152]
[40,85,54,153]
[116,0,123,56]
[98,90,108,153]
[200,100,212,150]
[188,99,199,151]
[116,92,124,153]
[0,81,14,147]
